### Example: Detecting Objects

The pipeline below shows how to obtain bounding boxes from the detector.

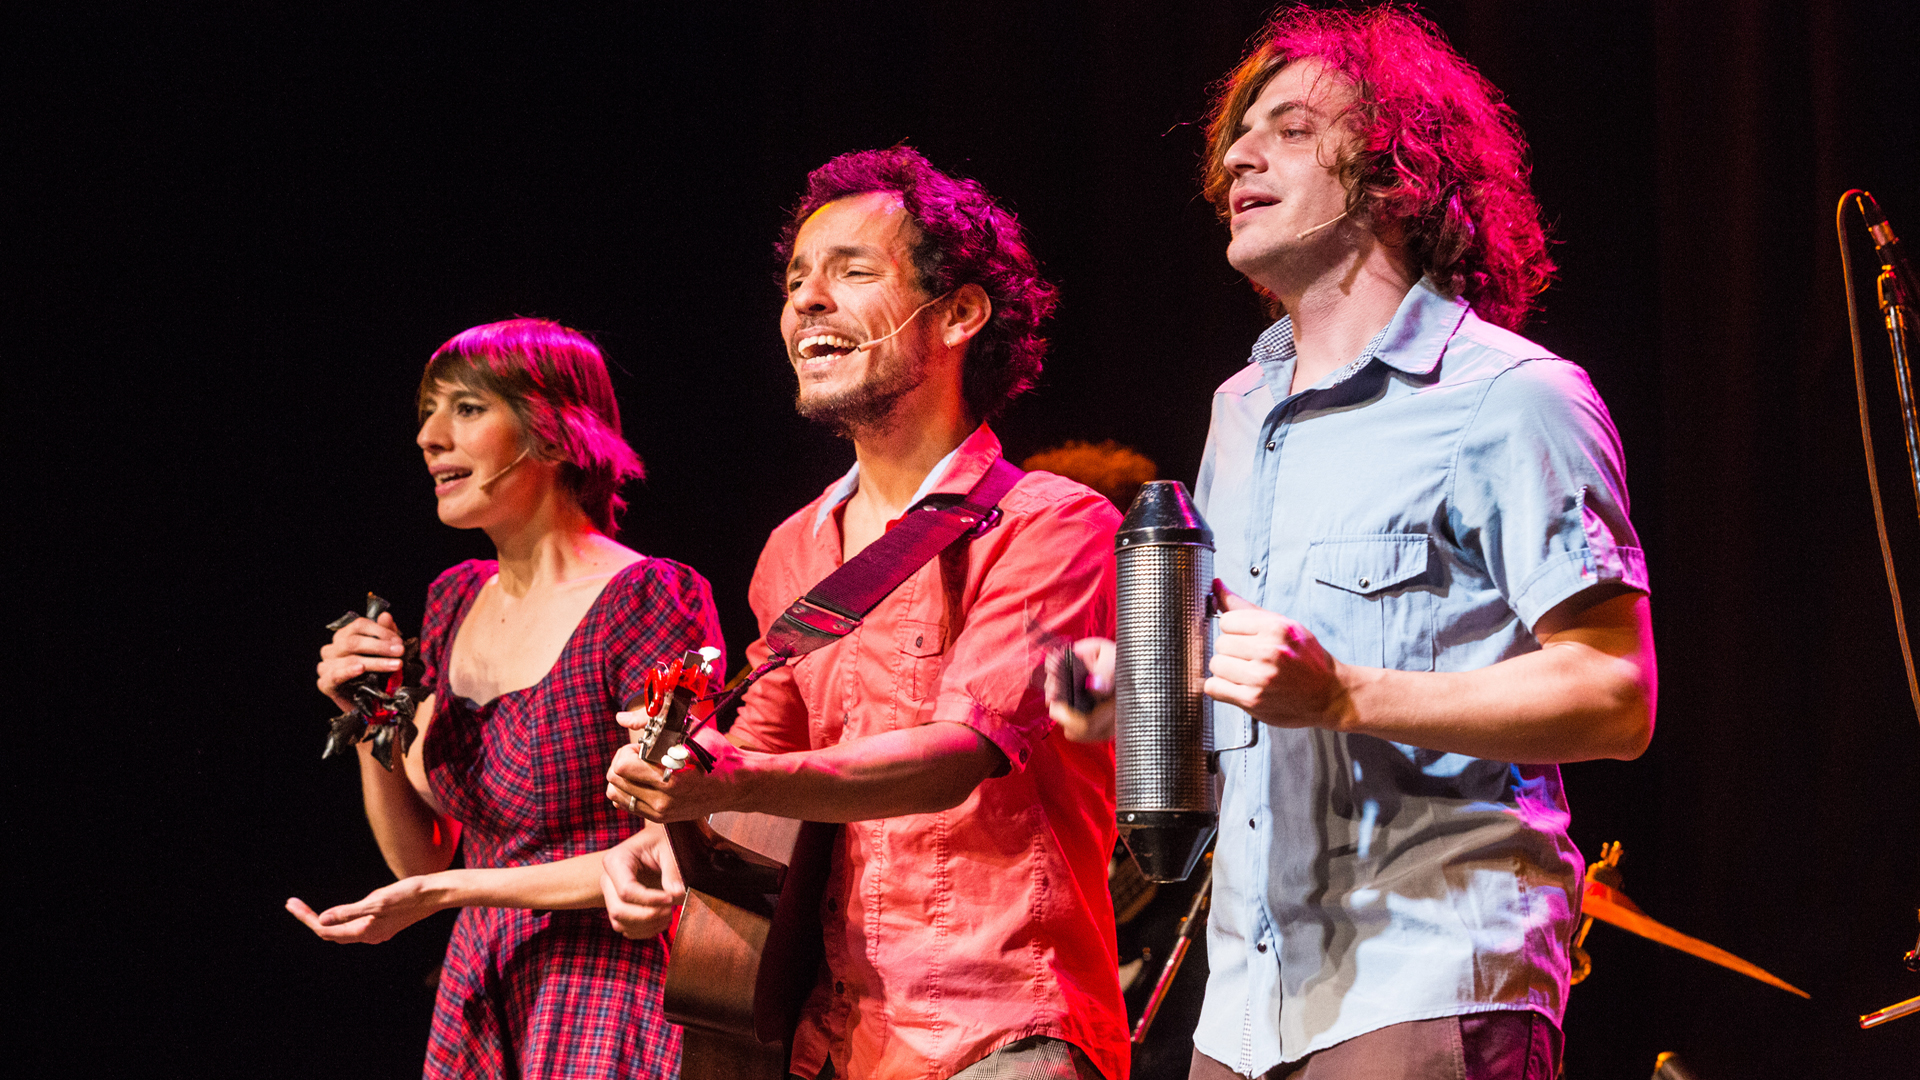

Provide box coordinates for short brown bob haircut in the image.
[419,318,644,535]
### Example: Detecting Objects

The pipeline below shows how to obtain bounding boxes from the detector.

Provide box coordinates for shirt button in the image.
[1256,941,1269,953]
[835,980,846,994]
[1249,818,1257,829]
[1357,576,1371,589]
[1265,441,1276,451]
[1249,566,1261,576]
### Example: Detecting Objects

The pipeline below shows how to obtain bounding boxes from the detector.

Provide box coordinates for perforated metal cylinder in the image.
[1113,481,1218,883]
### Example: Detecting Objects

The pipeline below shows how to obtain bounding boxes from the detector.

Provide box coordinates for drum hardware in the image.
[1648,1050,1707,1079]
[1130,854,1212,1044]
[1856,908,1918,1029]
[1571,842,1809,998]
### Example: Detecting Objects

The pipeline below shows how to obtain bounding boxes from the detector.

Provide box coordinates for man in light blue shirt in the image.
[1053,8,1657,1079]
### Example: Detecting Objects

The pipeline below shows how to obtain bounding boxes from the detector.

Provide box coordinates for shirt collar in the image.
[811,423,1004,535]
[1251,277,1470,397]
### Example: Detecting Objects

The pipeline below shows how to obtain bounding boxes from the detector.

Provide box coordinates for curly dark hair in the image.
[775,146,1058,422]
[1202,4,1554,330]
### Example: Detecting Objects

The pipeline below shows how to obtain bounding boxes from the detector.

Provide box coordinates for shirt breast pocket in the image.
[894,618,947,703]
[1306,535,1436,671]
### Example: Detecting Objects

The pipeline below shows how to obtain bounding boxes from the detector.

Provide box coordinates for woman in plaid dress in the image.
[289,318,721,1078]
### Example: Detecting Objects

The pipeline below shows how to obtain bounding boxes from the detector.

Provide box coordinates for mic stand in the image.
[1837,190,1920,725]
[1875,256,1920,515]
[1849,191,1920,517]
[1839,193,1920,1028]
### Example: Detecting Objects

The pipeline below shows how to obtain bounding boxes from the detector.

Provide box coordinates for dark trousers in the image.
[1189,1011,1562,1080]
[799,1034,1104,1080]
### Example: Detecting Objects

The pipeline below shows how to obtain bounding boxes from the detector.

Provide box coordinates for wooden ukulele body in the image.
[664,810,839,1080]
[628,651,838,1080]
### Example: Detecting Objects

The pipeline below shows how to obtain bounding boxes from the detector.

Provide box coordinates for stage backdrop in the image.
[14,2,1917,1076]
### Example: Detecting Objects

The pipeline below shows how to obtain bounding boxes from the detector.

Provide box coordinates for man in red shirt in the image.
[603,147,1129,1080]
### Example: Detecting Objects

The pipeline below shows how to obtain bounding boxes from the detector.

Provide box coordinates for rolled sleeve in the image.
[1453,358,1650,630]
[927,488,1119,773]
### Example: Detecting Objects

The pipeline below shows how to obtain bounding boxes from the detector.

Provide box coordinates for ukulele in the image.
[628,649,840,1080]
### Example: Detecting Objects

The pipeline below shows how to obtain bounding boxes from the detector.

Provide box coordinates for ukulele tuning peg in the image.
[661,743,692,776]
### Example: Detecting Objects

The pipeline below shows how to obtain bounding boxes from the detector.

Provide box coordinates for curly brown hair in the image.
[1202,4,1554,330]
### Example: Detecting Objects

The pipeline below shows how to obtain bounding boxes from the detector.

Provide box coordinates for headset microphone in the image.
[1296,210,1350,240]
[476,447,534,493]
[853,292,953,352]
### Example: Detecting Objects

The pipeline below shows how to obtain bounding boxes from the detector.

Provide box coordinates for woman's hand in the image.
[285,875,447,944]
[600,826,685,939]
[317,610,408,711]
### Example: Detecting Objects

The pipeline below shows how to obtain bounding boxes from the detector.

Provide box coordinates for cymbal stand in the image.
[1131,858,1212,1044]
[1857,910,1919,1029]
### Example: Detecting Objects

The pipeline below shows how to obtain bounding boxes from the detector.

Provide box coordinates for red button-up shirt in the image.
[729,426,1128,1080]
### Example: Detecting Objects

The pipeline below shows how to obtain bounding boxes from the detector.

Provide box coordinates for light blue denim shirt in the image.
[1192,279,1648,1074]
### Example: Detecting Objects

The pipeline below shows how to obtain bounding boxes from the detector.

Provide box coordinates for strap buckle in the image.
[964,506,1003,538]
[765,597,863,659]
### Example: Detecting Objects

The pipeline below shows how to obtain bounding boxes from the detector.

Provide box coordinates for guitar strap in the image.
[693,454,1023,744]
[763,453,1024,660]
[659,456,1024,1046]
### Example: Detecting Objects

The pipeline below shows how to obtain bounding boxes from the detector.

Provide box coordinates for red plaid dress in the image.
[418,558,723,1079]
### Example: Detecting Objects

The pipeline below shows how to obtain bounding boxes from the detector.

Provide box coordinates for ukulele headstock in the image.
[627,647,722,766]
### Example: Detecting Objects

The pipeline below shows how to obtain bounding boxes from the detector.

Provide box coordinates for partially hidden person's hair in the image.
[1202,3,1554,330]
[419,318,644,535]
[1021,439,1158,511]
[776,145,1059,422]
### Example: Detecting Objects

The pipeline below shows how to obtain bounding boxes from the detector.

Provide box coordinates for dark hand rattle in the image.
[321,593,426,771]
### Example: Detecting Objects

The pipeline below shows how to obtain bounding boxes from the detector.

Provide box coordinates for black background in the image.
[13,2,1919,1076]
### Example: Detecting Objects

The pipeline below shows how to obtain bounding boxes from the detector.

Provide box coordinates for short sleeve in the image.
[926,485,1120,772]
[598,558,728,712]
[417,560,490,692]
[1194,426,1219,520]
[728,534,815,755]
[1450,358,1649,630]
